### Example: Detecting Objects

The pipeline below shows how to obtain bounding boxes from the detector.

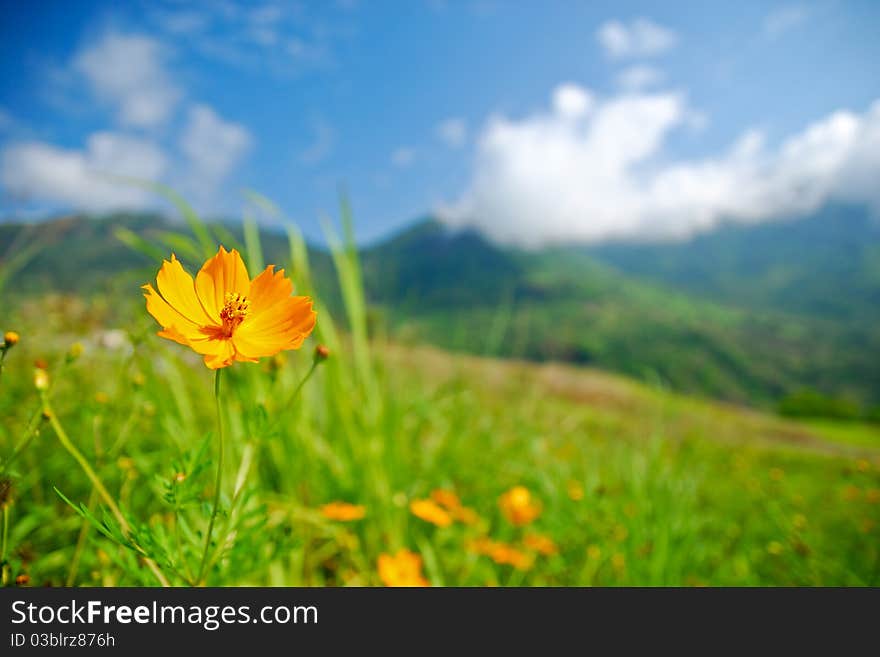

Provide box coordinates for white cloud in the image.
[391,147,416,167]
[553,84,594,118]
[0,133,166,210]
[763,6,809,39]
[597,18,677,59]
[73,32,181,128]
[441,84,880,246]
[436,118,467,148]
[180,104,252,199]
[616,65,665,91]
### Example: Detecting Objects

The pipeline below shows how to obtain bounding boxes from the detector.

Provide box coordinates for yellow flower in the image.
[33,368,50,391]
[320,501,366,522]
[430,488,480,525]
[143,246,316,369]
[467,537,533,571]
[523,533,558,556]
[499,485,541,526]
[410,499,453,527]
[377,549,430,586]
[3,331,19,348]
[565,480,584,501]
[430,488,461,509]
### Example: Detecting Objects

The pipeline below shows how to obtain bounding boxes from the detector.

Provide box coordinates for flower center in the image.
[219,292,249,336]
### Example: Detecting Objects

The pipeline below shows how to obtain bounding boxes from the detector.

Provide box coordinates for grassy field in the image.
[1,207,879,586]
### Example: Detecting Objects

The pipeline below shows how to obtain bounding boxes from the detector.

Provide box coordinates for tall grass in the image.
[0,195,878,586]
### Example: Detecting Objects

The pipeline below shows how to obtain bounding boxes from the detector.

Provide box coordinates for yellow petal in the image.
[143,283,202,341]
[156,254,215,326]
[248,265,294,315]
[203,339,236,369]
[234,296,316,358]
[195,246,250,323]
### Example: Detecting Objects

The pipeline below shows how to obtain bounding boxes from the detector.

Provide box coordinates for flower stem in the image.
[264,360,319,436]
[1,504,9,586]
[198,368,224,585]
[42,396,170,586]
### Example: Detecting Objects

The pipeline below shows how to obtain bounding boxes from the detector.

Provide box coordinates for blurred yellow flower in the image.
[468,537,533,570]
[866,489,880,504]
[3,331,19,348]
[566,480,584,501]
[523,533,558,556]
[143,246,316,369]
[430,488,461,509]
[410,498,453,527]
[33,368,50,391]
[586,545,602,561]
[430,488,480,525]
[856,459,870,473]
[320,501,366,522]
[766,541,784,555]
[499,485,541,526]
[377,549,430,586]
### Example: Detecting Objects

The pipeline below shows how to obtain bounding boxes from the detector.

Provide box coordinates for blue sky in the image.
[1,0,879,244]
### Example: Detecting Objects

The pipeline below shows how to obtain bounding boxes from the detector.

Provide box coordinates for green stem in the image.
[198,369,224,585]
[264,361,318,436]
[1,504,9,586]
[66,488,98,586]
[42,396,170,587]
[1,406,43,477]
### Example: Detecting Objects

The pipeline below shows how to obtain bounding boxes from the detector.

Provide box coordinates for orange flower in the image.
[377,549,430,586]
[430,488,462,509]
[499,485,541,526]
[320,501,366,522]
[143,246,316,369]
[430,488,480,525]
[467,537,533,571]
[410,499,453,527]
[524,533,558,556]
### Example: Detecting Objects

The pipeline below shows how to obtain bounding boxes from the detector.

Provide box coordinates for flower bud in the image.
[314,344,330,362]
[3,331,19,348]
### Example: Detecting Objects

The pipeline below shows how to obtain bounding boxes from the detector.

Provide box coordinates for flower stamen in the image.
[219,292,250,336]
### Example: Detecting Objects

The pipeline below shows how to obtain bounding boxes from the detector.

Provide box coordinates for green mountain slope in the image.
[2,210,879,412]
[360,219,880,408]
[587,204,880,324]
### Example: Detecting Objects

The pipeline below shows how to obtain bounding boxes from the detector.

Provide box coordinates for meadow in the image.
[1,200,879,587]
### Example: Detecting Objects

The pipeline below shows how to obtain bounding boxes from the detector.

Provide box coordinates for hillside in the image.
[2,210,879,412]
[587,204,880,324]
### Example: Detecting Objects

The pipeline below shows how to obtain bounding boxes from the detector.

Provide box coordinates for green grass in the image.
[0,205,878,587]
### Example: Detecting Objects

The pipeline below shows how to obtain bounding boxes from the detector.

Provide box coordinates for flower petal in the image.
[142,283,203,341]
[248,265,294,315]
[156,254,215,326]
[233,297,316,358]
[203,339,236,369]
[195,246,251,323]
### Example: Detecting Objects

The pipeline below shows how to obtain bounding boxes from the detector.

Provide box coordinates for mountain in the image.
[587,204,880,324]
[2,208,879,414]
